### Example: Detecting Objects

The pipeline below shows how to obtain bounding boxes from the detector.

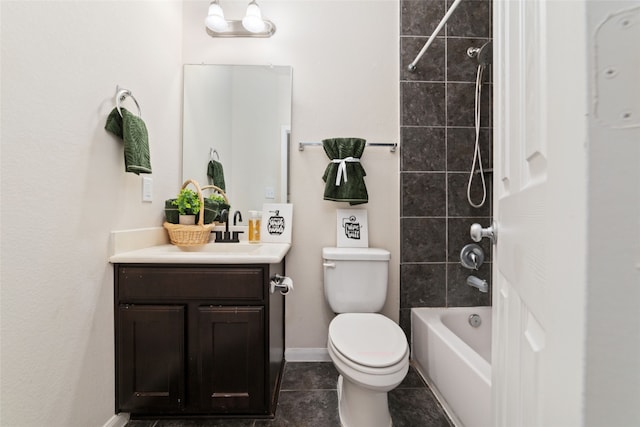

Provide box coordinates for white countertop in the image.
[109,242,291,264]
[108,227,290,264]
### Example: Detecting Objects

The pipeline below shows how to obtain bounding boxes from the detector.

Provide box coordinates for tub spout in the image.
[467,275,489,293]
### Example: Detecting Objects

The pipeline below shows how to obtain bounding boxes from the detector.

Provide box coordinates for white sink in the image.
[110,242,290,264]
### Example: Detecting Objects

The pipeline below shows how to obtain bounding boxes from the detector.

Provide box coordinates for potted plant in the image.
[173,188,202,224]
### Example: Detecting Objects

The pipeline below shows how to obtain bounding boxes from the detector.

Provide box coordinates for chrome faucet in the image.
[467,275,489,293]
[460,244,484,270]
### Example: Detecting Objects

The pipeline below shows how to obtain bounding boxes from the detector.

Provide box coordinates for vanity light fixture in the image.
[205,0,276,38]
[204,0,229,32]
[242,0,266,33]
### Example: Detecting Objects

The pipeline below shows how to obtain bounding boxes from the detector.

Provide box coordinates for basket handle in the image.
[201,184,230,204]
[181,179,205,226]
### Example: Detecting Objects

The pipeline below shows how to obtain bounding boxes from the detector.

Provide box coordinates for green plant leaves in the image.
[172,188,201,215]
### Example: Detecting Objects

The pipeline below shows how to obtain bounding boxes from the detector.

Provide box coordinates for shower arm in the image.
[407,0,463,72]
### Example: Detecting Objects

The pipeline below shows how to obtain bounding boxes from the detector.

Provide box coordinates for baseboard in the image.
[285,347,331,362]
[102,413,129,427]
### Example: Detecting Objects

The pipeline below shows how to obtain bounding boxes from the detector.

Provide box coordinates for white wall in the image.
[182,0,400,355]
[0,1,183,426]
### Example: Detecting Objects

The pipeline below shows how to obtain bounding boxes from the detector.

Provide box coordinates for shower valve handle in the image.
[470,222,497,244]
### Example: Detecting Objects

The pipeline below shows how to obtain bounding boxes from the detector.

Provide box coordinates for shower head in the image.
[467,40,492,66]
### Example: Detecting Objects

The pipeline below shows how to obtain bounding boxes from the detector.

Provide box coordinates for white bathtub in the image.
[411,307,492,427]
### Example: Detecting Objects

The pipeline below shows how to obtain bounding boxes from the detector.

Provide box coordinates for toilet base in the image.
[337,375,393,427]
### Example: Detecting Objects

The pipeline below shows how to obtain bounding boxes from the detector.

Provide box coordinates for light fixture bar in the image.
[206,19,276,38]
[205,0,276,38]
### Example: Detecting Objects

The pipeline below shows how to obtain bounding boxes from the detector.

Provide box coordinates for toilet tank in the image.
[322,247,391,313]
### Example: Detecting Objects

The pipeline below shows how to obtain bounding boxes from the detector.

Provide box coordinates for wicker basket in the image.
[201,184,229,203]
[163,179,215,247]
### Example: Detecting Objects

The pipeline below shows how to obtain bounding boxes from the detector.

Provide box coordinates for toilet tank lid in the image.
[322,247,390,261]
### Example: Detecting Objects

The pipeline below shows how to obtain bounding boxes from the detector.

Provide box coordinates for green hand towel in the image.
[105,107,152,174]
[321,138,368,205]
[207,160,226,191]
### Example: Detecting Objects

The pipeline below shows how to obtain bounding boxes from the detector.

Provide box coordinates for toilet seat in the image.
[328,313,408,369]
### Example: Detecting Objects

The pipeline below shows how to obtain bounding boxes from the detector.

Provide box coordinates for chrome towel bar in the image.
[298,142,397,152]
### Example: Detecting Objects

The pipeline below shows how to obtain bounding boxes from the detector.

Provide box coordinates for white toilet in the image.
[323,247,409,427]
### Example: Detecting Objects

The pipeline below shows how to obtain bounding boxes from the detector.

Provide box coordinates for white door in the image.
[492,1,589,426]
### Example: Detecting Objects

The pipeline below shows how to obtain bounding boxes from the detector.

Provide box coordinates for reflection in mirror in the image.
[182,64,292,217]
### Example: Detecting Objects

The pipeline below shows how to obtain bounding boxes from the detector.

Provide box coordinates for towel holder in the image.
[115,86,142,118]
[298,141,397,152]
[209,148,220,161]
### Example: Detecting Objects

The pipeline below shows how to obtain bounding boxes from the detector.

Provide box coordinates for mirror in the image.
[182,64,292,217]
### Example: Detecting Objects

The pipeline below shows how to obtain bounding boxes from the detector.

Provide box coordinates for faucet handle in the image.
[460,243,485,270]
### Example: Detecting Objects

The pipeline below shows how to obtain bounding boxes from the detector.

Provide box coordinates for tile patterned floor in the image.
[125,362,453,427]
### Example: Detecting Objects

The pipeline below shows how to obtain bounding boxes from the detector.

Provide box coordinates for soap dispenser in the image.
[248,210,261,243]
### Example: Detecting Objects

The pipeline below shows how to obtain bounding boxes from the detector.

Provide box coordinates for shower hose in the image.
[467,64,487,208]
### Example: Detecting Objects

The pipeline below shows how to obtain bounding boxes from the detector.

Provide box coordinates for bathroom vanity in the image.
[110,62,294,419]
[110,241,289,419]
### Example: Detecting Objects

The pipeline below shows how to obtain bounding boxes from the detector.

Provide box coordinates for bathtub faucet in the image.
[467,275,489,293]
[460,244,484,270]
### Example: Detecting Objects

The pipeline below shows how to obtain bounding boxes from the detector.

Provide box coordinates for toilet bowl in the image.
[322,247,409,427]
[328,313,410,427]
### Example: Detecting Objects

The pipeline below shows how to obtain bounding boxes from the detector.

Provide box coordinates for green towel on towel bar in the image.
[105,107,152,174]
[322,138,368,205]
[207,160,226,191]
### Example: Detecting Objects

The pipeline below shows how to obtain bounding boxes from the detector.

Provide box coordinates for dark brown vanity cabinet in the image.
[114,263,285,417]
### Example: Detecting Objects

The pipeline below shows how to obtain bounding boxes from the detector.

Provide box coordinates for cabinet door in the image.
[197,306,265,413]
[117,305,185,413]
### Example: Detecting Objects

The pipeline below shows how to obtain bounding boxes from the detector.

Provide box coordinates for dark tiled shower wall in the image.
[399,0,493,336]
